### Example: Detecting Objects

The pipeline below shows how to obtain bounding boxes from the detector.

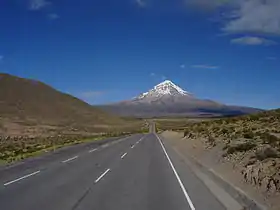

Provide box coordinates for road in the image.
[0,133,226,210]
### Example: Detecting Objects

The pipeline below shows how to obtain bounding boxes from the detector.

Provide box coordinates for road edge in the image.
[159,134,267,210]
[0,134,133,171]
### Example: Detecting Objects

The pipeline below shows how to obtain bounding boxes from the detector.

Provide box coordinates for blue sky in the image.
[0,0,280,109]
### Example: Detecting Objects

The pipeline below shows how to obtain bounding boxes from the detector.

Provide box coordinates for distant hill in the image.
[0,73,133,136]
[99,80,262,118]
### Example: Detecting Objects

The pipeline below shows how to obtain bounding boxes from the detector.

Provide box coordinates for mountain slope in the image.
[100,80,261,117]
[0,73,125,128]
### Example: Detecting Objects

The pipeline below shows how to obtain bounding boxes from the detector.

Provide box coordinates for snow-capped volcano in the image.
[135,80,192,100]
[99,80,261,117]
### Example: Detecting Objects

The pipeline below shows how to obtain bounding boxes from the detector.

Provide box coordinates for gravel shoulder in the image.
[161,131,280,210]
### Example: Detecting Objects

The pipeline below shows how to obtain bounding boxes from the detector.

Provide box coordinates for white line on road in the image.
[155,134,196,210]
[101,144,109,148]
[89,148,98,153]
[62,156,78,163]
[139,136,145,142]
[121,152,127,159]
[4,170,41,186]
[131,136,146,148]
[95,169,110,183]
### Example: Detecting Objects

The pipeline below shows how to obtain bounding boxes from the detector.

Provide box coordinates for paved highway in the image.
[0,133,227,210]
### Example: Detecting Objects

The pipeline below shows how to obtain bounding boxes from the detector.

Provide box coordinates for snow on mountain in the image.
[135,80,192,100]
[99,80,261,117]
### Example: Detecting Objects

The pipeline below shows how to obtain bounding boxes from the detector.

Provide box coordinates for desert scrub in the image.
[0,132,132,163]
[255,145,280,161]
[242,131,255,139]
[223,140,257,155]
[260,132,280,147]
[206,135,216,147]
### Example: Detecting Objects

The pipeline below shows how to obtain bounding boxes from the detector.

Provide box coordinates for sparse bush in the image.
[184,130,188,137]
[196,126,205,133]
[261,132,280,147]
[220,128,229,135]
[243,131,255,139]
[255,146,280,161]
[206,135,216,146]
[226,141,257,155]
[248,115,260,121]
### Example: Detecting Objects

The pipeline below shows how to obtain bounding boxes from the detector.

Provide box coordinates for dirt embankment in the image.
[162,131,280,210]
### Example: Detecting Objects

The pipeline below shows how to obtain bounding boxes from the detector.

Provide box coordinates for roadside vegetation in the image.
[161,109,280,193]
[182,109,280,156]
[154,117,212,132]
[0,121,149,163]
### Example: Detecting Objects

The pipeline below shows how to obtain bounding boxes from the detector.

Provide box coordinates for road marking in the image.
[89,148,98,153]
[101,144,109,148]
[139,136,145,142]
[4,170,41,186]
[121,152,127,159]
[131,136,146,148]
[62,156,78,163]
[155,134,196,210]
[95,169,110,183]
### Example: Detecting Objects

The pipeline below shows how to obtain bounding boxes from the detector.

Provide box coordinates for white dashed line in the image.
[89,148,98,153]
[131,136,146,148]
[62,156,78,163]
[4,170,41,186]
[121,152,127,159]
[95,169,110,183]
[101,144,109,148]
[139,136,145,142]
[155,134,196,210]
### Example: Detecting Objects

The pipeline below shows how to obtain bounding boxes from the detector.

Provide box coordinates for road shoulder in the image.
[160,131,268,210]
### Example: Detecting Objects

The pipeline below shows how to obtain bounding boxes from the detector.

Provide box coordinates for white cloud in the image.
[47,13,59,20]
[223,0,280,35]
[29,0,51,11]
[191,64,219,69]
[180,64,186,69]
[231,36,277,46]
[150,72,156,76]
[135,0,146,8]
[186,0,280,36]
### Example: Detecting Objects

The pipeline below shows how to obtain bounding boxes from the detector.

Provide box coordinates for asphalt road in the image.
[0,133,226,210]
